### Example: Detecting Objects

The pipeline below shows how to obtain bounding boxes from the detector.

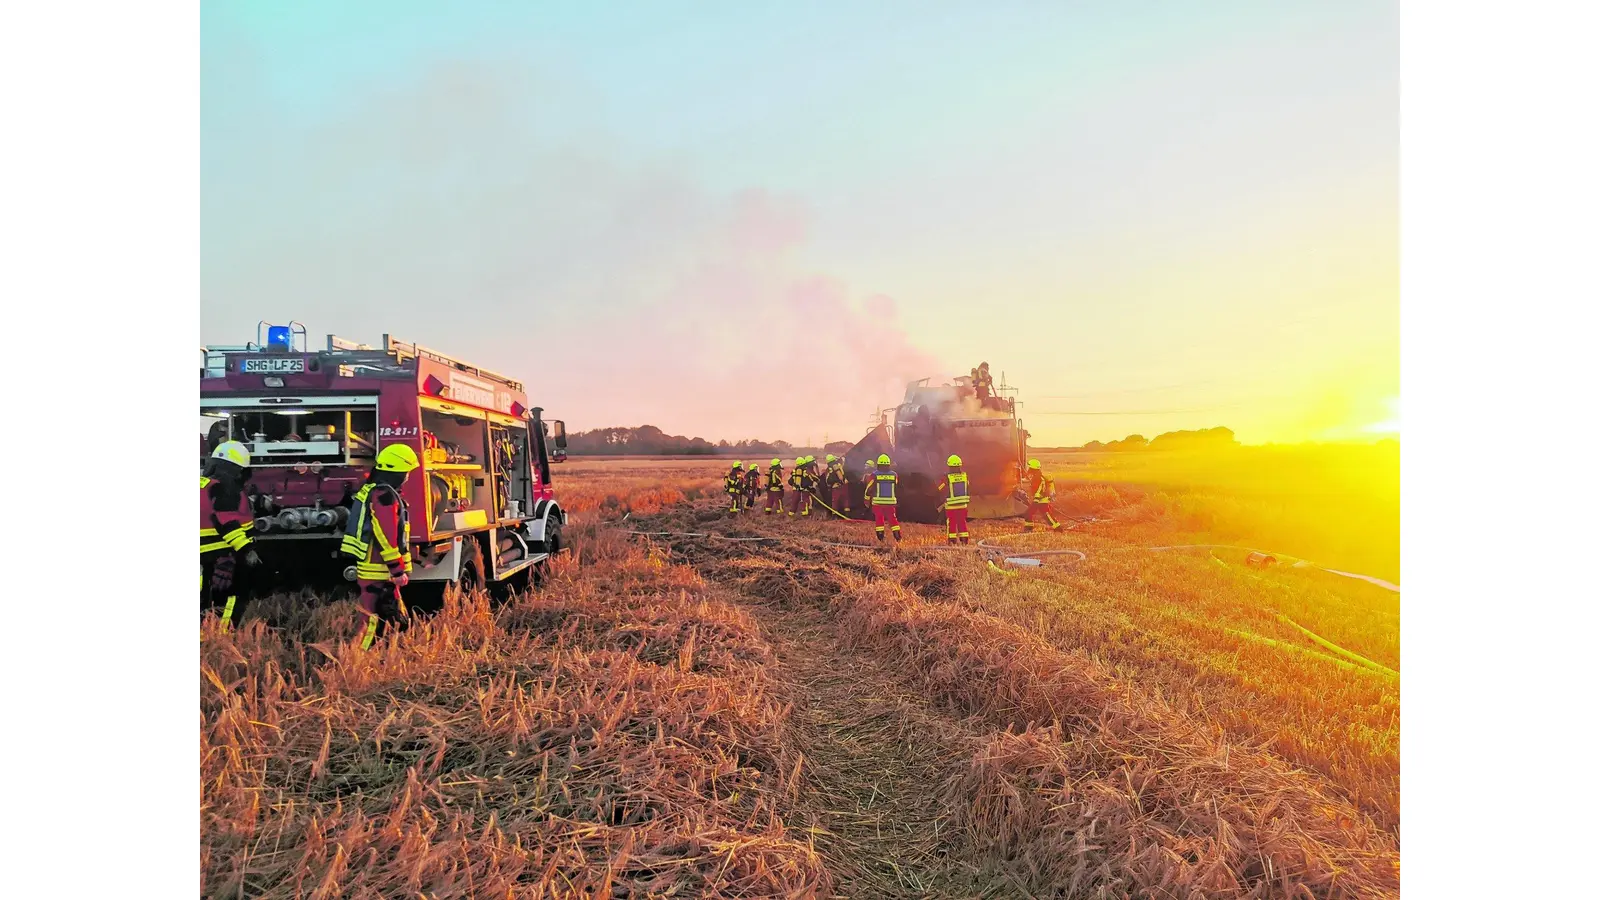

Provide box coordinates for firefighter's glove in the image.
[244,549,263,567]
[394,574,410,588]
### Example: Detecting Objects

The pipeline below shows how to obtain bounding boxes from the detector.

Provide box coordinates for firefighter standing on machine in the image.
[1023,458,1064,532]
[742,462,761,510]
[865,453,903,543]
[936,454,972,544]
[765,458,786,514]
[824,454,849,514]
[341,444,420,650]
[974,362,995,406]
[201,440,261,631]
[724,461,745,514]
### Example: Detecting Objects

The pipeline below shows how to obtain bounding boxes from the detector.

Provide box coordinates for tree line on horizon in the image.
[1076,426,1241,452]
[568,424,1248,458]
[565,425,853,459]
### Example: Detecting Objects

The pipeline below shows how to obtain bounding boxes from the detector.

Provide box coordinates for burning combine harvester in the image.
[842,372,1029,523]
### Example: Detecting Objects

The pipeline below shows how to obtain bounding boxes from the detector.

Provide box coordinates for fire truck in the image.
[200,322,570,596]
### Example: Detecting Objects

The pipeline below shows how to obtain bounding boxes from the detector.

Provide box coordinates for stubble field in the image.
[202,448,1399,899]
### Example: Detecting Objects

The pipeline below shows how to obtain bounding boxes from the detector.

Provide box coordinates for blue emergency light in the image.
[265,325,293,348]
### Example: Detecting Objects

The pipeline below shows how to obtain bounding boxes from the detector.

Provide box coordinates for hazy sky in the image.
[202,1,1397,446]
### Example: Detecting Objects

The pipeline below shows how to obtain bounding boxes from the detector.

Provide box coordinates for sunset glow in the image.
[202,2,1396,447]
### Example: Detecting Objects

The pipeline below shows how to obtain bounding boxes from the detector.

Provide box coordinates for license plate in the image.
[240,357,306,374]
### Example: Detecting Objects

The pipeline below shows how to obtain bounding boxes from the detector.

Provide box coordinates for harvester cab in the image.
[200,322,568,595]
[842,373,1028,523]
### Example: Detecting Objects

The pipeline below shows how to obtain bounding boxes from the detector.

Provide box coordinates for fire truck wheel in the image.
[533,519,565,585]
[456,537,485,599]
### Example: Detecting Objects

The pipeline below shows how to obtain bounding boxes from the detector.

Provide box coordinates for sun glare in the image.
[1363,397,1400,435]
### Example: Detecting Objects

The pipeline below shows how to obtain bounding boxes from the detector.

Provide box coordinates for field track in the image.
[623,498,1400,899]
[203,458,1399,898]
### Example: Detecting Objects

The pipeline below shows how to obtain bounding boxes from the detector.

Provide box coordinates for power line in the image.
[1029,403,1244,416]
[1032,378,1221,400]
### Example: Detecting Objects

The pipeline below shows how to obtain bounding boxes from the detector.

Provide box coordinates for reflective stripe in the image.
[944,473,970,508]
[341,484,376,558]
[220,595,237,630]
[344,484,414,576]
[200,539,230,554]
[360,614,380,650]
[355,561,405,580]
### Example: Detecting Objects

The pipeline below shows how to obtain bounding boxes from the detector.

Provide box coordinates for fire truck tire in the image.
[533,518,565,585]
[456,537,485,599]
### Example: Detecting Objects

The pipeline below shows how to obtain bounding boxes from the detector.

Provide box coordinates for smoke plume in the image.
[202,49,944,444]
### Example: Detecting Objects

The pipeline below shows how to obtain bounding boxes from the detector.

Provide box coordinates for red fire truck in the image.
[200,322,569,596]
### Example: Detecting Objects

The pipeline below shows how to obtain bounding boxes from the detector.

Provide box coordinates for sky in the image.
[201,0,1397,447]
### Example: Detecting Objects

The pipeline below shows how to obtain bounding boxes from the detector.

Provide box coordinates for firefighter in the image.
[824,454,849,514]
[865,453,902,543]
[765,458,785,514]
[724,461,745,514]
[974,362,995,407]
[801,456,821,516]
[341,444,420,650]
[742,462,761,509]
[201,440,261,631]
[936,454,971,544]
[786,457,807,517]
[1023,458,1064,532]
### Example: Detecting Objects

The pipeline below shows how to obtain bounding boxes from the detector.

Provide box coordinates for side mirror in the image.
[552,420,567,449]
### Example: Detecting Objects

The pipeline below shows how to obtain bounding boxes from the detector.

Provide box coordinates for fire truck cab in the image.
[200,322,569,594]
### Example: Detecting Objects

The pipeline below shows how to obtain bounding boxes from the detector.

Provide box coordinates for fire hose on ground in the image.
[617,514,1397,680]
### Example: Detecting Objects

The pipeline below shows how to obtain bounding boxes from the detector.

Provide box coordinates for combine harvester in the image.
[842,373,1029,523]
[200,322,570,598]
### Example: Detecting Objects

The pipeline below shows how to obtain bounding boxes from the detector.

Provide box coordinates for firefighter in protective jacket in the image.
[341,444,420,649]
[936,454,971,544]
[786,457,808,517]
[824,454,849,514]
[742,462,761,509]
[201,440,261,631]
[865,454,902,543]
[1023,458,1064,532]
[724,461,745,514]
[798,456,821,517]
[764,459,785,514]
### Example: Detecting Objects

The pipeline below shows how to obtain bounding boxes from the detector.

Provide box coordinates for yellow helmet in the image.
[947,454,962,467]
[1027,458,1041,470]
[802,455,814,464]
[793,457,803,466]
[376,443,421,473]
[211,440,251,468]
[771,458,781,467]
[731,461,743,470]
[876,453,891,466]
[826,453,837,462]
